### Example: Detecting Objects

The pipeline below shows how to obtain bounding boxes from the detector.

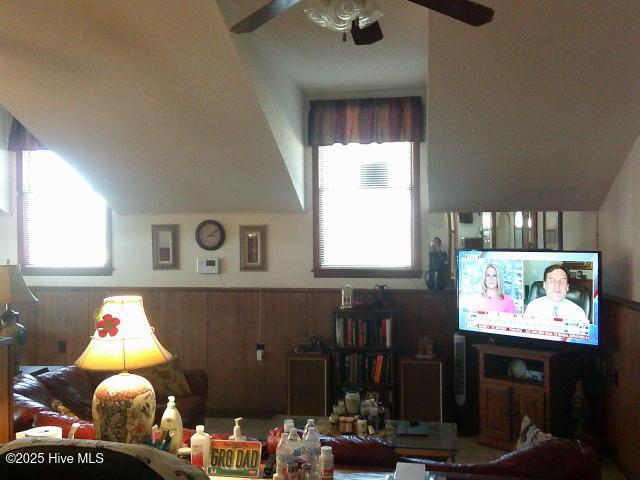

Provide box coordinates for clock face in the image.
[195,220,225,250]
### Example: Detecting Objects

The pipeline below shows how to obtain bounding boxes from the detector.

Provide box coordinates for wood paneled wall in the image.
[18,287,458,419]
[601,297,640,479]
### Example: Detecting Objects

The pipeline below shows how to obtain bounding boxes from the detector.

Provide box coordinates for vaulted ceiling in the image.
[1,1,639,214]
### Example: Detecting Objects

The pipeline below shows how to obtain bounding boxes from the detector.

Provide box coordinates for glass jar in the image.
[344,391,360,415]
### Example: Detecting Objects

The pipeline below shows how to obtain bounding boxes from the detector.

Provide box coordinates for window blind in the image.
[21,151,109,269]
[318,142,415,270]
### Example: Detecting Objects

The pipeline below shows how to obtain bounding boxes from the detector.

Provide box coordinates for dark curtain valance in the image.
[308,96,423,146]
[8,119,45,152]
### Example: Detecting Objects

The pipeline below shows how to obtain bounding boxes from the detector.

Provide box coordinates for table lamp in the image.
[75,295,172,444]
[0,264,38,374]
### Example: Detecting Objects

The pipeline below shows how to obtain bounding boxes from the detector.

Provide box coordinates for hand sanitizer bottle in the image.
[228,417,247,441]
[160,396,183,454]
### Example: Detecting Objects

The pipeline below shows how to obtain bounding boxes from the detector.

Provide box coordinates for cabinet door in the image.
[511,387,545,439]
[480,382,511,441]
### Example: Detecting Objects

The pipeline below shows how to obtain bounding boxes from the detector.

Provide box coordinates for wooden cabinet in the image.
[399,357,442,421]
[0,337,14,443]
[332,309,396,415]
[475,343,579,450]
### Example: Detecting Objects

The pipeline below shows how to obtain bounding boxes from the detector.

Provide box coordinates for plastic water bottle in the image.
[289,427,304,462]
[303,426,322,480]
[303,418,316,437]
[276,427,293,475]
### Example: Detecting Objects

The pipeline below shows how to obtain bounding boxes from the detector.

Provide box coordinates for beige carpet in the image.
[205,418,628,479]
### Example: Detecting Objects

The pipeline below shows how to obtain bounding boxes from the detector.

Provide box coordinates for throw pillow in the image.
[135,354,192,400]
[515,414,554,450]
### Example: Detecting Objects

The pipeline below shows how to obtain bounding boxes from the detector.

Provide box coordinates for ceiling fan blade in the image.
[231,0,303,33]
[406,0,494,26]
[351,21,384,45]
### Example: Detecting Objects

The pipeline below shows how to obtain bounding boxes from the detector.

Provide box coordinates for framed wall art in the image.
[240,225,267,271]
[152,224,179,270]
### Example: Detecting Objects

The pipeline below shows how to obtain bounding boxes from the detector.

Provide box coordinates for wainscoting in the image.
[18,287,458,419]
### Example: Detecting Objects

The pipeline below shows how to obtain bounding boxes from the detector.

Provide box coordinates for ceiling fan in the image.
[230,0,494,45]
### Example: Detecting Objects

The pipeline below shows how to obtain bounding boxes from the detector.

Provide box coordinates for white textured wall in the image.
[563,211,598,251]
[599,132,640,300]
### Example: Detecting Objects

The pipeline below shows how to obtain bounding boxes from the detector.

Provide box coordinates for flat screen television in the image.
[457,249,600,346]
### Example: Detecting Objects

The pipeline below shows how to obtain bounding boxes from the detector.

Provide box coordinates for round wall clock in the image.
[195,220,225,250]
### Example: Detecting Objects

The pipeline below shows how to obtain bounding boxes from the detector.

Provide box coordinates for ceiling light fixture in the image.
[304,0,383,33]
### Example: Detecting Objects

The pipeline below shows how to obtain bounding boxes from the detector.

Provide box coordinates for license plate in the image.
[208,439,262,477]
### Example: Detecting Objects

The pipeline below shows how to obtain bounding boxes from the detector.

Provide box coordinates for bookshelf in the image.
[332,308,396,415]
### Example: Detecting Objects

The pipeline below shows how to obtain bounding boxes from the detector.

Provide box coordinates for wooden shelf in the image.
[334,346,393,352]
[334,382,395,388]
[332,309,397,415]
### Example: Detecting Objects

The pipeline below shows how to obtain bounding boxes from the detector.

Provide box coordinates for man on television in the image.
[524,264,588,321]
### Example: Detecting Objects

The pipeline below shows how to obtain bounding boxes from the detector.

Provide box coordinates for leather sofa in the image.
[267,428,600,480]
[12,365,208,435]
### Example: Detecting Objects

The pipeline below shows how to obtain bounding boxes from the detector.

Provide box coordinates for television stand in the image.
[474,343,581,450]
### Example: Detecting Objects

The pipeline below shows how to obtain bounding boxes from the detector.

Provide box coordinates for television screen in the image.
[457,250,600,346]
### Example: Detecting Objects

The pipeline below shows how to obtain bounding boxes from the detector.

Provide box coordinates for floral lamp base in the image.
[92,372,156,444]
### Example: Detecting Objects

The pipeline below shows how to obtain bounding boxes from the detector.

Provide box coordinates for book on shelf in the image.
[336,316,344,347]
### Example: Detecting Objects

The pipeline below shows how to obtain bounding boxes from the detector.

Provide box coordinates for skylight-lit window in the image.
[18,150,112,275]
[313,142,421,278]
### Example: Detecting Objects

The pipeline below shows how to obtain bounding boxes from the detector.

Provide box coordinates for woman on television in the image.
[474,264,516,313]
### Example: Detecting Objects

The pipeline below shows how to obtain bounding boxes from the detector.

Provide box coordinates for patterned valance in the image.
[308,96,423,146]
[8,119,45,152]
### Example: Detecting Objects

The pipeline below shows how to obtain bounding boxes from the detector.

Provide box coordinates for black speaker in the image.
[453,333,479,435]
[453,333,466,406]
[458,212,474,224]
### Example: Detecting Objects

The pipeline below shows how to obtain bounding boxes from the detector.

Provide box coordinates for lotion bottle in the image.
[190,425,211,470]
[161,395,183,454]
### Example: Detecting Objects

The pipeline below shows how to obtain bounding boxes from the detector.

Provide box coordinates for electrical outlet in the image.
[256,343,265,361]
[58,340,67,354]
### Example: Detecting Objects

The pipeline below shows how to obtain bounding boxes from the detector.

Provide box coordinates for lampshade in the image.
[75,295,171,371]
[0,264,38,304]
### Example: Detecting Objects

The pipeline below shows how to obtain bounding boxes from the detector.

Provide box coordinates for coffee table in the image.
[272,416,458,461]
[387,421,458,461]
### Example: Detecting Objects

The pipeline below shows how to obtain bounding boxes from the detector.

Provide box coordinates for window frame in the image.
[312,142,422,278]
[16,151,114,276]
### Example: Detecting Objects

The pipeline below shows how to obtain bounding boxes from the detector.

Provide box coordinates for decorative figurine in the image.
[426,237,448,290]
[571,380,589,435]
[416,336,435,358]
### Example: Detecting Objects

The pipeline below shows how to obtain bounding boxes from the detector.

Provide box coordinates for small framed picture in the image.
[152,224,179,270]
[240,225,267,271]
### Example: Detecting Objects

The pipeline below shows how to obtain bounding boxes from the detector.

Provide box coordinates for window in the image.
[313,141,420,278]
[17,150,112,275]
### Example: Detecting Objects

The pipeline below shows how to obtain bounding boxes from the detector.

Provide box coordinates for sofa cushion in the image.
[36,367,94,420]
[515,415,553,451]
[13,374,54,408]
[12,393,53,433]
[135,355,192,399]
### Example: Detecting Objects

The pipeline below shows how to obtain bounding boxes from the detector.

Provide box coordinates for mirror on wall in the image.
[443,211,564,287]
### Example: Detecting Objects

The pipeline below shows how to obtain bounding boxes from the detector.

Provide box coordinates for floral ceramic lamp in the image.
[75,295,172,444]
